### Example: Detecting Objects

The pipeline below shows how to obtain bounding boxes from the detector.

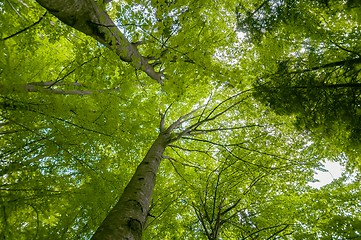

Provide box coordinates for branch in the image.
[1,12,47,41]
[145,191,185,229]
[0,121,11,128]
[169,144,217,154]
[173,94,251,141]
[159,103,173,132]
[330,40,361,57]
[0,82,122,95]
[192,203,212,240]
[164,150,204,170]
[266,224,290,240]
[2,116,101,175]
[28,81,83,87]
[0,99,114,137]
[182,137,278,169]
[290,82,361,90]
[166,156,190,184]
[220,174,265,220]
[287,57,361,74]
[190,124,265,135]
[166,105,206,133]
[0,83,92,95]
[35,0,164,83]
[32,110,114,137]
[5,0,25,20]
[55,54,103,87]
[243,223,290,240]
[211,170,222,223]
[250,0,270,17]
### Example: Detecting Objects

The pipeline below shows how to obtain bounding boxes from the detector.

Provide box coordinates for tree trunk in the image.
[91,132,171,240]
[35,0,163,83]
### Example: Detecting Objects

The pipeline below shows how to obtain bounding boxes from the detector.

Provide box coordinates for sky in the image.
[308,160,344,189]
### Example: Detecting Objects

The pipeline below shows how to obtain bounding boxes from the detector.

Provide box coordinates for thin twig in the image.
[2,12,47,41]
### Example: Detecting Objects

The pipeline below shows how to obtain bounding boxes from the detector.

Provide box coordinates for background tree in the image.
[241,0,361,152]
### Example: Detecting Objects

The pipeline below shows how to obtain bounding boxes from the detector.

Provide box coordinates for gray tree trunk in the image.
[35,0,163,83]
[91,132,171,240]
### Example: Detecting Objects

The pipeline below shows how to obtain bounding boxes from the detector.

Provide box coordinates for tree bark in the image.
[35,0,163,84]
[91,131,171,240]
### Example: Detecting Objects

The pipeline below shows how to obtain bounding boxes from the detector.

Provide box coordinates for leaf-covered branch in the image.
[1,12,47,41]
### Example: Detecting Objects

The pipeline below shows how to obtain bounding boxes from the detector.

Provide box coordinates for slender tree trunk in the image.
[91,132,171,240]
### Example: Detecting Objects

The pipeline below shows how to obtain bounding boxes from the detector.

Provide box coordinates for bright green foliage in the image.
[1,0,360,239]
[144,94,347,239]
[292,177,361,239]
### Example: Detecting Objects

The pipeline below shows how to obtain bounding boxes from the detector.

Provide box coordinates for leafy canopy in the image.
[0,0,360,239]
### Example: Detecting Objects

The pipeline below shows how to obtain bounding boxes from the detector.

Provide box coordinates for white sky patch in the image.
[309,160,345,189]
[237,31,247,41]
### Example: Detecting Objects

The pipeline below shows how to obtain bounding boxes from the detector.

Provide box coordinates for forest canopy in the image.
[0,0,360,239]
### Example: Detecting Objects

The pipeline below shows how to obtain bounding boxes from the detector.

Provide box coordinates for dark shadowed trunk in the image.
[91,131,171,240]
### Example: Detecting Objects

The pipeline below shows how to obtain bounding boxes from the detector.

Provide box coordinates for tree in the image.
[1,0,360,239]
[254,55,361,148]
[245,0,361,151]
[91,90,272,239]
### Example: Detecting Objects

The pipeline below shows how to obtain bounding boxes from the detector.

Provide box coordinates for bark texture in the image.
[91,132,171,240]
[35,0,163,84]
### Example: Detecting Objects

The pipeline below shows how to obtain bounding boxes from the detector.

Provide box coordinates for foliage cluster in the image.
[0,0,360,239]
